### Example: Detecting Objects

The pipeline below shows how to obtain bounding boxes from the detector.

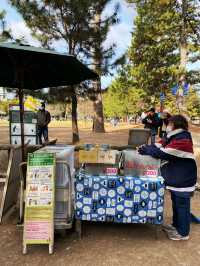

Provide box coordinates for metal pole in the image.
[19,87,25,161]
[18,68,25,161]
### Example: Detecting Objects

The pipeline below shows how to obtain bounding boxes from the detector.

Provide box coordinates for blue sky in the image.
[0,0,136,88]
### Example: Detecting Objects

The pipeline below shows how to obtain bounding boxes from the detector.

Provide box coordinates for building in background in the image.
[0,87,6,101]
[0,87,16,101]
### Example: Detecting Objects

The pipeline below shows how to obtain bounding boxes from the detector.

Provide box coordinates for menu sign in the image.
[23,153,55,254]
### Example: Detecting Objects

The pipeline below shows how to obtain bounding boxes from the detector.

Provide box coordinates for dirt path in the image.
[0,125,200,266]
[0,126,131,146]
[0,192,200,266]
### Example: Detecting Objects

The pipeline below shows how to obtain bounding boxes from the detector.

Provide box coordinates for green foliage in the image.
[185,88,200,117]
[158,88,200,118]
[0,99,18,114]
[103,68,147,117]
[88,1,120,75]
[112,0,200,118]
[10,0,119,70]
[128,0,200,88]
[128,0,180,96]
[10,0,94,55]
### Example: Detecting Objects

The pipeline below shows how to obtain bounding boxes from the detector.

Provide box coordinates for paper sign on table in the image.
[79,149,98,163]
[98,150,118,164]
[79,149,118,164]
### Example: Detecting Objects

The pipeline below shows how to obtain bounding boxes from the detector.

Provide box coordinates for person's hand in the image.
[138,145,148,155]
[147,119,152,123]
[137,144,145,150]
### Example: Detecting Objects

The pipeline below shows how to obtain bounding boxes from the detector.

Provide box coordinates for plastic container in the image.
[35,146,74,222]
[123,150,160,177]
[36,145,75,176]
[128,128,150,146]
[55,201,68,219]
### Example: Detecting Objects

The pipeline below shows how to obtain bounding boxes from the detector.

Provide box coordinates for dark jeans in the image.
[150,134,156,144]
[38,126,48,144]
[171,191,191,236]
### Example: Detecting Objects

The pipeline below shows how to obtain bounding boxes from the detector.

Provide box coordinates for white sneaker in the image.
[162,224,176,232]
[168,230,189,241]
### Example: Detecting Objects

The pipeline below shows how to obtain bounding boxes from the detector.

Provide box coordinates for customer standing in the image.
[142,107,161,144]
[139,115,197,240]
[159,110,171,138]
[37,102,51,144]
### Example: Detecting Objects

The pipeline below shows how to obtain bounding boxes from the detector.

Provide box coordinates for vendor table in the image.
[75,169,165,237]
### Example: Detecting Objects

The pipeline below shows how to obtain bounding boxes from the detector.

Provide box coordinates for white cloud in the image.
[9,21,40,46]
[101,1,135,88]
[103,0,135,54]
[120,0,136,18]
[104,22,132,52]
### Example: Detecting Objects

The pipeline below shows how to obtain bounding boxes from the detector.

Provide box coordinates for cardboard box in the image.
[79,149,118,164]
[79,149,98,164]
[98,150,118,164]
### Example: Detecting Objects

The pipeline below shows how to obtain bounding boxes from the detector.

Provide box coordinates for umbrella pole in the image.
[19,88,25,161]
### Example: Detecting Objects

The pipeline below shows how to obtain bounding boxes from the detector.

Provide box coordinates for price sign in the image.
[23,153,56,254]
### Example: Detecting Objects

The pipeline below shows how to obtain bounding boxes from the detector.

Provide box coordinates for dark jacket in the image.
[139,130,197,188]
[37,110,51,127]
[142,113,161,135]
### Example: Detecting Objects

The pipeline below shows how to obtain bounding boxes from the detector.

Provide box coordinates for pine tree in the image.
[174,0,200,112]
[10,0,121,137]
[10,0,96,143]
[103,66,147,118]
[127,0,200,113]
[127,0,180,99]
[85,1,120,133]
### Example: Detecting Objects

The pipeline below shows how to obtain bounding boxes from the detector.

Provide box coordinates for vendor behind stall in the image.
[142,108,161,144]
[139,115,197,241]
[159,110,171,138]
[37,102,51,144]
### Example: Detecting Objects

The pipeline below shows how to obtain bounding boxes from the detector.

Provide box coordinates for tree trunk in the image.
[160,100,164,113]
[180,0,187,69]
[71,93,79,144]
[92,10,105,133]
[92,78,105,132]
[69,40,80,143]
[177,0,187,114]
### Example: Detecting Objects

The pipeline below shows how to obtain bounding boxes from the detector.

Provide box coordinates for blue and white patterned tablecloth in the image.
[75,170,165,225]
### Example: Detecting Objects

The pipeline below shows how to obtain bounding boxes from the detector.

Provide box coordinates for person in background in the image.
[141,110,147,120]
[139,115,197,240]
[159,110,171,138]
[142,107,161,144]
[37,102,51,144]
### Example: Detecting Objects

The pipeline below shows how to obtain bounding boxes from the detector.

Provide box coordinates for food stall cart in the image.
[75,144,165,238]
[19,128,164,253]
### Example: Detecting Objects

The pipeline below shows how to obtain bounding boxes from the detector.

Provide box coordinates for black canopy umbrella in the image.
[0,42,98,160]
